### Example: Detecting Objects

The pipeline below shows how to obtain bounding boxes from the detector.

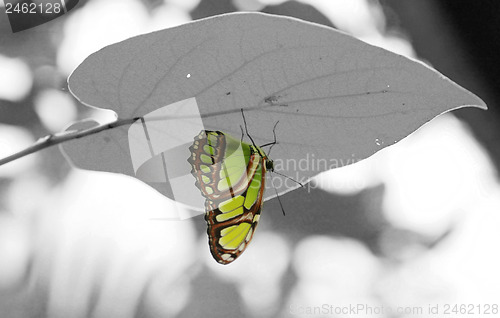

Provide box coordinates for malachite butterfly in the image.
[187,130,274,264]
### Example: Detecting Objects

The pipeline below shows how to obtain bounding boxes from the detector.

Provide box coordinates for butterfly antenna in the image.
[239,125,244,143]
[272,170,304,188]
[241,108,258,149]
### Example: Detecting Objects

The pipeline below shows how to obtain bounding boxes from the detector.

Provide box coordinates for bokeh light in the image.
[380,114,497,236]
[0,124,37,177]
[57,0,150,75]
[0,55,32,102]
[34,89,77,132]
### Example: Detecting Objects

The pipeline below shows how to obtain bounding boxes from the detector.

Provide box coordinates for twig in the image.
[0,117,141,166]
[0,104,277,167]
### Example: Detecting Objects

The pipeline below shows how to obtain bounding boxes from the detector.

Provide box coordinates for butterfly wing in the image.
[188,130,266,264]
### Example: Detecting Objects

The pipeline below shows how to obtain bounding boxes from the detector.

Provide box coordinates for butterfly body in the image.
[188,130,272,264]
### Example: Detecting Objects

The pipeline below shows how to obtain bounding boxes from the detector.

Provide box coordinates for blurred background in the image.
[0,0,499,317]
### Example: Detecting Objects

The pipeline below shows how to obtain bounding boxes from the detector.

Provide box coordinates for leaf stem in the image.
[0,117,141,167]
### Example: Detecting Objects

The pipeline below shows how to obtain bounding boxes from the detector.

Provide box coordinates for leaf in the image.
[61,12,486,213]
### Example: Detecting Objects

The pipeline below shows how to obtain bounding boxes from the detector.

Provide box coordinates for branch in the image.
[0,117,141,167]
[0,106,259,167]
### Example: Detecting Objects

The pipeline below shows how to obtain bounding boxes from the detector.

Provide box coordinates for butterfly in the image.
[187,128,274,264]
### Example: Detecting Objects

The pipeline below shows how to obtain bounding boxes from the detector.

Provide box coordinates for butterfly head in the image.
[265,158,274,172]
[254,145,274,172]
